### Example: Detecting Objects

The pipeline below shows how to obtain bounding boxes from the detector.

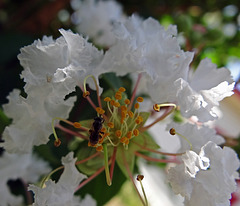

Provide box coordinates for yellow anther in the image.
[115,91,122,100]
[135,116,143,124]
[119,87,126,92]
[110,100,115,106]
[98,137,104,144]
[96,107,105,115]
[125,139,129,145]
[104,97,111,102]
[169,128,176,135]
[101,127,106,133]
[133,129,139,136]
[127,131,132,139]
[137,97,144,102]
[54,139,61,147]
[107,122,114,128]
[128,111,134,118]
[115,130,122,138]
[73,122,81,128]
[121,105,127,111]
[96,145,103,152]
[88,141,97,147]
[120,137,127,143]
[83,91,90,98]
[103,132,110,138]
[114,102,120,107]
[134,102,140,109]
[124,99,130,105]
[153,104,160,112]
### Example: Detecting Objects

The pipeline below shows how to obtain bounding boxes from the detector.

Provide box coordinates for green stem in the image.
[103,143,112,186]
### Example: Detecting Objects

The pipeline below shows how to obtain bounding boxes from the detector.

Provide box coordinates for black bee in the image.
[89,116,105,145]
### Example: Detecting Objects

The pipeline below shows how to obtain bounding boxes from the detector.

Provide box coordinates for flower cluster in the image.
[1,0,239,205]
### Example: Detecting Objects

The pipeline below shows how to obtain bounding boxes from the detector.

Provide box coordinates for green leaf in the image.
[76,142,105,175]
[116,144,136,178]
[116,131,160,178]
[100,72,123,89]
[0,108,11,134]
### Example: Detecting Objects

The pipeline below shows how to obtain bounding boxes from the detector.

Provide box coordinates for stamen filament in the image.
[175,131,193,151]
[75,159,112,192]
[128,73,142,110]
[135,152,180,163]
[136,175,148,206]
[83,75,102,108]
[56,124,88,140]
[121,148,146,206]
[103,143,112,186]
[140,105,175,132]
[75,152,100,165]
[132,140,184,156]
[40,166,64,188]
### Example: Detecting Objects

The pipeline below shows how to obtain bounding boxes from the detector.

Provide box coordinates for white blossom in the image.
[166,122,225,153]
[71,0,126,46]
[168,141,240,206]
[175,58,235,122]
[0,184,23,206]
[0,151,50,206]
[18,29,104,94]
[29,152,96,206]
[1,88,75,153]
[101,15,194,103]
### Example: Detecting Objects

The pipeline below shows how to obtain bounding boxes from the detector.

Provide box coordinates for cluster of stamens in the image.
[88,87,144,151]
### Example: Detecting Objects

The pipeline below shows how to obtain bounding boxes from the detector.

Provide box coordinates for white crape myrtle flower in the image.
[71,0,126,47]
[1,87,75,153]
[29,152,96,206]
[168,141,240,206]
[0,151,50,206]
[100,15,194,103]
[18,28,105,94]
[166,122,225,153]
[1,29,106,153]
[0,183,23,206]
[175,58,235,122]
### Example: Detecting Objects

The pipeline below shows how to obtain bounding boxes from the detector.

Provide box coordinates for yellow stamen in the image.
[137,97,144,102]
[96,107,105,115]
[153,103,177,112]
[115,91,122,100]
[96,145,103,152]
[135,116,143,124]
[128,111,134,118]
[127,131,132,139]
[101,127,107,133]
[134,102,140,109]
[83,91,90,98]
[115,130,122,138]
[136,175,148,206]
[133,129,139,136]
[110,100,115,106]
[73,122,81,128]
[125,139,129,145]
[104,97,111,102]
[114,102,120,107]
[169,128,192,150]
[120,137,127,143]
[107,122,114,128]
[124,99,130,105]
[54,139,61,147]
[119,87,126,92]
[121,105,127,111]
